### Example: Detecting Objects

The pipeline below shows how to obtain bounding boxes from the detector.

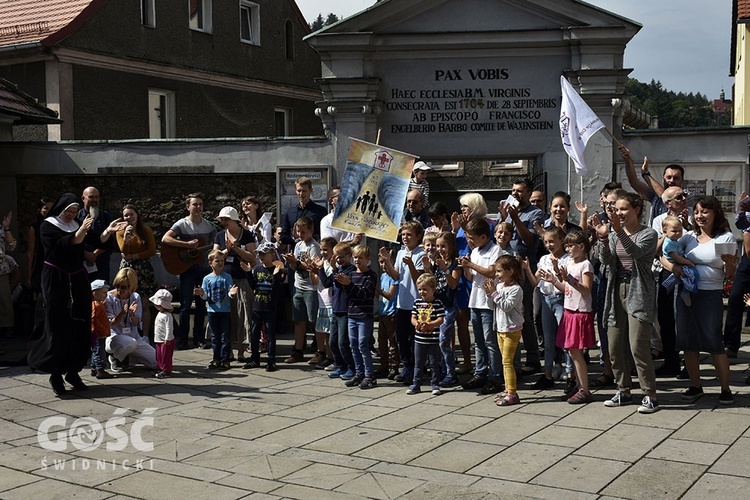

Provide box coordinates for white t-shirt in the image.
[293,239,321,291]
[536,253,571,296]
[153,311,175,343]
[316,260,333,308]
[396,246,425,310]
[679,231,737,290]
[468,241,501,310]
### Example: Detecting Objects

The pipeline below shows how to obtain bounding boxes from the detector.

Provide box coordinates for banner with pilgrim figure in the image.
[331,138,417,242]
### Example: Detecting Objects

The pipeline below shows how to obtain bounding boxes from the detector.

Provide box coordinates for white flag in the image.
[559,76,605,176]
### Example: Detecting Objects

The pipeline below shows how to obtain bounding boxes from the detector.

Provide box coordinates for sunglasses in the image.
[668,194,686,202]
[117,285,129,291]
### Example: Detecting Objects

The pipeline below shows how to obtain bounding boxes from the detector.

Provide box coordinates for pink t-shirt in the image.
[563,260,594,312]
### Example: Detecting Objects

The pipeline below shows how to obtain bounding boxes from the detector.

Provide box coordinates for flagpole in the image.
[567,156,571,194]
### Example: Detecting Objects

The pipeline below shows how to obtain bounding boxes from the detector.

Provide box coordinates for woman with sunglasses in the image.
[105,267,157,373]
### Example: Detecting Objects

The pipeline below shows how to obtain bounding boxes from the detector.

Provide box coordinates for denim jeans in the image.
[414,342,441,387]
[439,306,458,379]
[471,308,501,382]
[178,266,209,345]
[330,313,353,372]
[208,312,231,362]
[541,293,564,372]
[251,310,276,363]
[348,316,374,377]
[91,337,107,370]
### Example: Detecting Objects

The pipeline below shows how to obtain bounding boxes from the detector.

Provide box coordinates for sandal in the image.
[496,393,520,406]
[493,390,508,402]
[589,374,615,388]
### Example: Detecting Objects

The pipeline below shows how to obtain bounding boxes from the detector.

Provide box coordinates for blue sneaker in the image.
[340,369,356,380]
[438,376,459,387]
[327,368,344,378]
[406,384,421,395]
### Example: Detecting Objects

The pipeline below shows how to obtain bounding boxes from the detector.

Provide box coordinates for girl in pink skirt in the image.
[551,231,595,404]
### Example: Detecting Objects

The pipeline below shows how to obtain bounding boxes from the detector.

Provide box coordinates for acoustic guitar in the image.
[160,237,214,275]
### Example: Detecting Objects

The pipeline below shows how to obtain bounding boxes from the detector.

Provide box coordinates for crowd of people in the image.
[2,154,749,411]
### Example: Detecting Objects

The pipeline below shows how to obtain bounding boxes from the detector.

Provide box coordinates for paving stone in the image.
[233,454,312,480]
[0,467,42,493]
[670,411,750,445]
[473,477,599,499]
[215,472,283,494]
[335,472,425,499]
[102,469,246,500]
[575,423,672,462]
[709,436,750,476]
[417,412,493,434]
[332,403,398,423]
[646,438,728,465]
[0,445,74,472]
[1,398,59,423]
[0,383,64,405]
[305,426,398,455]
[277,447,378,470]
[682,472,750,499]
[256,416,354,448]
[281,462,363,489]
[365,388,433,408]
[532,454,630,493]
[355,428,459,464]
[409,439,502,473]
[271,394,365,419]
[363,403,455,432]
[555,401,634,430]
[0,477,112,500]
[213,415,304,440]
[270,483,369,500]
[524,424,601,449]
[368,462,479,486]
[621,406,700,429]
[462,412,558,446]
[601,457,705,499]
[514,398,581,418]
[466,442,572,482]
[0,419,37,444]
[203,398,290,415]
[451,397,511,418]
[400,482,499,500]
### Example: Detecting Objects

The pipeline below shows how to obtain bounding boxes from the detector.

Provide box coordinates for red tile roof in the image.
[0,78,61,124]
[0,0,94,47]
[740,0,750,19]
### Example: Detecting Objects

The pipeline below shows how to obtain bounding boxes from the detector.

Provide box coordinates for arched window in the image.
[285,20,294,60]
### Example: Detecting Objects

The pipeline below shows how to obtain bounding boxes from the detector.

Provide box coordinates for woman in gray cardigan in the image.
[593,192,660,414]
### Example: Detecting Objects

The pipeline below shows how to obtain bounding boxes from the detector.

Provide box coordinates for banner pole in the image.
[567,156,571,194]
[603,127,624,148]
[376,128,382,146]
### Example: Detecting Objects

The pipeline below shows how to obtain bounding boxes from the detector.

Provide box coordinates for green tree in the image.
[625,78,723,129]
[309,13,340,31]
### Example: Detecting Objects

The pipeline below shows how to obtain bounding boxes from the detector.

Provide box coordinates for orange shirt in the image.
[116,226,156,261]
[92,300,110,339]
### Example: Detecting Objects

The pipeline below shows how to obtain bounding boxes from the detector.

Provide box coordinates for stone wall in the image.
[15,173,277,254]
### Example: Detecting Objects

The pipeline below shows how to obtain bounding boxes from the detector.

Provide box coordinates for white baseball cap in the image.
[413,161,431,171]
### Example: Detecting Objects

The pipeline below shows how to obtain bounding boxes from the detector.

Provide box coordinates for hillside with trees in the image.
[625,78,731,129]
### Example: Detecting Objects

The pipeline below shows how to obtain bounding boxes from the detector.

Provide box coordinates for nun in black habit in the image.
[27,193,94,395]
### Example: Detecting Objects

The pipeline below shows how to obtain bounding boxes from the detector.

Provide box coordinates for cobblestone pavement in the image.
[1,334,750,500]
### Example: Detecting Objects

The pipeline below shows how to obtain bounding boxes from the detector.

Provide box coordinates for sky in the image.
[295,0,733,100]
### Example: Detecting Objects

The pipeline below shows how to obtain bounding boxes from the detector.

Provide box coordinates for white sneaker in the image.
[637,396,660,414]
[109,355,123,372]
[324,363,338,372]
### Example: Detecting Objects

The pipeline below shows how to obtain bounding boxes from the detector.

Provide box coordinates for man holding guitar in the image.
[162,193,217,350]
